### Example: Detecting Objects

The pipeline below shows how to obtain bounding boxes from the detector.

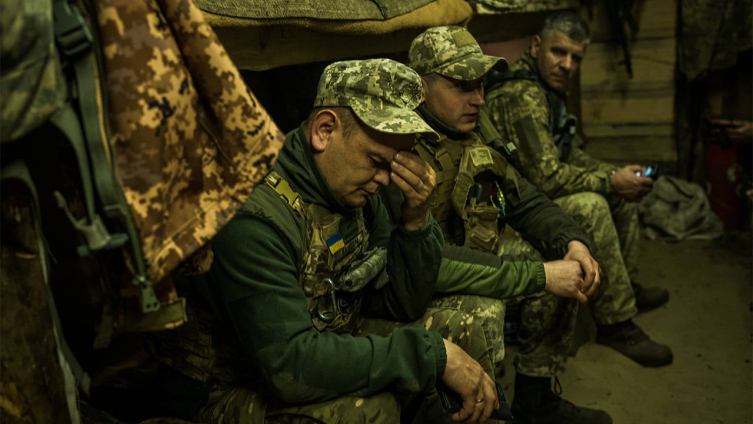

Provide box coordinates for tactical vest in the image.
[264,171,373,333]
[484,68,577,162]
[147,171,377,385]
[417,112,521,255]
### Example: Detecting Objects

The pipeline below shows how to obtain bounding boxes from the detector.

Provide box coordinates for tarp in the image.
[196,0,433,20]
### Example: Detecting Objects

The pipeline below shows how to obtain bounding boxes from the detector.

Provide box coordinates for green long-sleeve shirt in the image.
[486,50,618,200]
[191,124,446,405]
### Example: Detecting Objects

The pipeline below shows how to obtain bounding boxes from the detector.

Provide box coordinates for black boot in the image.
[597,319,673,367]
[632,282,670,313]
[510,374,612,424]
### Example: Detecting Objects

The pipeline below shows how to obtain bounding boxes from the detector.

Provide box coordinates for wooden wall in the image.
[579,0,679,165]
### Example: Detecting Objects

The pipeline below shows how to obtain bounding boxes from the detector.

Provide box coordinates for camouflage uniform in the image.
[485,50,639,325]
[147,59,496,424]
[403,26,591,377]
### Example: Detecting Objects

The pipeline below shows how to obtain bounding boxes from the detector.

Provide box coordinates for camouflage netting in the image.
[196,0,432,20]
[96,0,284,286]
[469,0,579,15]
[678,0,753,81]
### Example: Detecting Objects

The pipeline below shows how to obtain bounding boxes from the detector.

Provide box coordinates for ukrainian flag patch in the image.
[327,232,345,254]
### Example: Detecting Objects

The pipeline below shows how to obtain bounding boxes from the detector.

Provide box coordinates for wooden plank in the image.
[584,136,678,162]
[580,38,676,93]
[582,123,674,138]
[582,0,678,42]
[581,94,675,125]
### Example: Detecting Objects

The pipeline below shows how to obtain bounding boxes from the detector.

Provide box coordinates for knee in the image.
[561,192,611,225]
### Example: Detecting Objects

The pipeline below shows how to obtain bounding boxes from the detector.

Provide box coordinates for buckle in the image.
[53,0,93,58]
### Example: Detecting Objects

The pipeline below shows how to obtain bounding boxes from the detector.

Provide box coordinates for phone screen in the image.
[644,166,653,177]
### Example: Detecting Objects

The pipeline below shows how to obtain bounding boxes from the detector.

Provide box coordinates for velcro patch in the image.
[452,31,477,47]
[469,147,494,167]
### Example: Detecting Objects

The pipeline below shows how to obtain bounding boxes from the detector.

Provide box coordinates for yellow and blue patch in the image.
[327,232,345,254]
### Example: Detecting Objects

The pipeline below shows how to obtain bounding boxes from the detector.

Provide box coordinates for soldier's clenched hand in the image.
[563,240,600,298]
[390,151,436,231]
[441,340,498,423]
[543,259,588,303]
[610,165,653,202]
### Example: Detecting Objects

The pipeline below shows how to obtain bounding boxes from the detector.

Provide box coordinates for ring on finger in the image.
[475,398,485,404]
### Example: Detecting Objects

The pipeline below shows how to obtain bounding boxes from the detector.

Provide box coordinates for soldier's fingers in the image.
[390,171,421,202]
[479,377,497,422]
[391,160,423,189]
[395,152,435,187]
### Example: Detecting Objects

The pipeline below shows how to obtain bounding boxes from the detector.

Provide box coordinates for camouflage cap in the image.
[314,59,438,140]
[408,26,508,81]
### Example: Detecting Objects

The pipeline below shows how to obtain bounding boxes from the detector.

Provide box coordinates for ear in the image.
[310,109,338,153]
[531,35,542,59]
[419,76,429,103]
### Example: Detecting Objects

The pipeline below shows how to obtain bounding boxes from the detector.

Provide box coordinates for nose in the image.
[470,86,485,106]
[561,55,573,73]
[374,168,391,186]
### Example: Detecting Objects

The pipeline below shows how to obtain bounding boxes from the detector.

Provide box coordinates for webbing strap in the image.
[2,160,87,423]
[265,171,305,214]
[53,0,159,315]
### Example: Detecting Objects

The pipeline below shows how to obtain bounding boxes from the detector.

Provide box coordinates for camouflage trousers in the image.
[431,236,581,379]
[553,192,639,325]
[192,307,496,424]
[494,237,580,378]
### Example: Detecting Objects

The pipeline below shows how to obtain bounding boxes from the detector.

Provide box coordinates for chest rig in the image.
[417,114,520,254]
[265,172,372,333]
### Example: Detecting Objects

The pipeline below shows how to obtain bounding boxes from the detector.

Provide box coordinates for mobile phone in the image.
[437,381,513,421]
[635,165,659,180]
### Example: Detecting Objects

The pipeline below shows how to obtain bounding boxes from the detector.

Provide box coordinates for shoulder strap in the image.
[483,68,538,95]
[52,0,159,320]
[264,171,307,216]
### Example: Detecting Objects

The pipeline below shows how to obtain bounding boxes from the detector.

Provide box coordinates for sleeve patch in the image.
[513,115,544,157]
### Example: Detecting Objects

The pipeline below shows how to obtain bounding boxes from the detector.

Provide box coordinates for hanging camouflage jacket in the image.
[151,123,445,407]
[485,50,617,200]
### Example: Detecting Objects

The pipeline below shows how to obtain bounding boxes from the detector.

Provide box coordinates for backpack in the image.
[0,0,283,420]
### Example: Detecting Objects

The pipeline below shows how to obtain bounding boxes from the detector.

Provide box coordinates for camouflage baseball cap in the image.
[314,59,438,140]
[408,26,508,81]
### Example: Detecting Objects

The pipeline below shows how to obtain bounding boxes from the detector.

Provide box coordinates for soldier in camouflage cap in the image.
[314,58,438,139]
[140,58,503,424]
[408,25,508,81]
[379,25,616,424]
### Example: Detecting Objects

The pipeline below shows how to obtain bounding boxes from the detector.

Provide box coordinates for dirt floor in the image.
[500,231,753,424]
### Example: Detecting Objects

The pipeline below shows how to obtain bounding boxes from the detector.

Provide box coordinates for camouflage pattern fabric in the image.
[486,50,641,325]
[679,0,753,81]
[470,0,578,15]
[486,51,614,200]
[553,193,638,325]
[0,0,67,142]
[408,26,508,80]
[314,59,437,138]
[496,237,578,377]
[193,307,496,424]
[96,0,284,285]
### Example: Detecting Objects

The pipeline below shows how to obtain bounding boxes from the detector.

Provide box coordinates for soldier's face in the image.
[531,30,586,95]
[423,74,485,133]
[318,117,414,208]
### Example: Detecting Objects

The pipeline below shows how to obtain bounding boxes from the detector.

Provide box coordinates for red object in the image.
[705,135,744,230]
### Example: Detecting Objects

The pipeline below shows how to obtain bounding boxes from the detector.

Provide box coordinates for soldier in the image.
[140,58,503,424]
[399,25,615,424]
[484,12,673,365]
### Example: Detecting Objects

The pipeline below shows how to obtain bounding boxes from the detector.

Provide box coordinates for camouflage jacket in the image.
[183,124,445,404]
[485,50,617,200]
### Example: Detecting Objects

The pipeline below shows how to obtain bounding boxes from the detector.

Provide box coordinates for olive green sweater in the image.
[194,124,446,404]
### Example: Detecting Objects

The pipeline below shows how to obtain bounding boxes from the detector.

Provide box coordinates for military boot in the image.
[510,374,612,424]
[632,282,670,313]
[597,319,673,367]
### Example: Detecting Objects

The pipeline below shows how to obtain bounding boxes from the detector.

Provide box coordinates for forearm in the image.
[436,244,545,299]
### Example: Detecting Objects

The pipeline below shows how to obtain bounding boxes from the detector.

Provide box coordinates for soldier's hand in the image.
[563,241,600,299]
[610,165,653,202]
[391,151,436,231]
[441,339,498,423]
[543,259,588,303]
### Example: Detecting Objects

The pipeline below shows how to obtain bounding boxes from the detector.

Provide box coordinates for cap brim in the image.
[352,105,439,142]
[435,54,509,81]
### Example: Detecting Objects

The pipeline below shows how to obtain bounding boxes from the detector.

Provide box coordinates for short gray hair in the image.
[540,11,590,45]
